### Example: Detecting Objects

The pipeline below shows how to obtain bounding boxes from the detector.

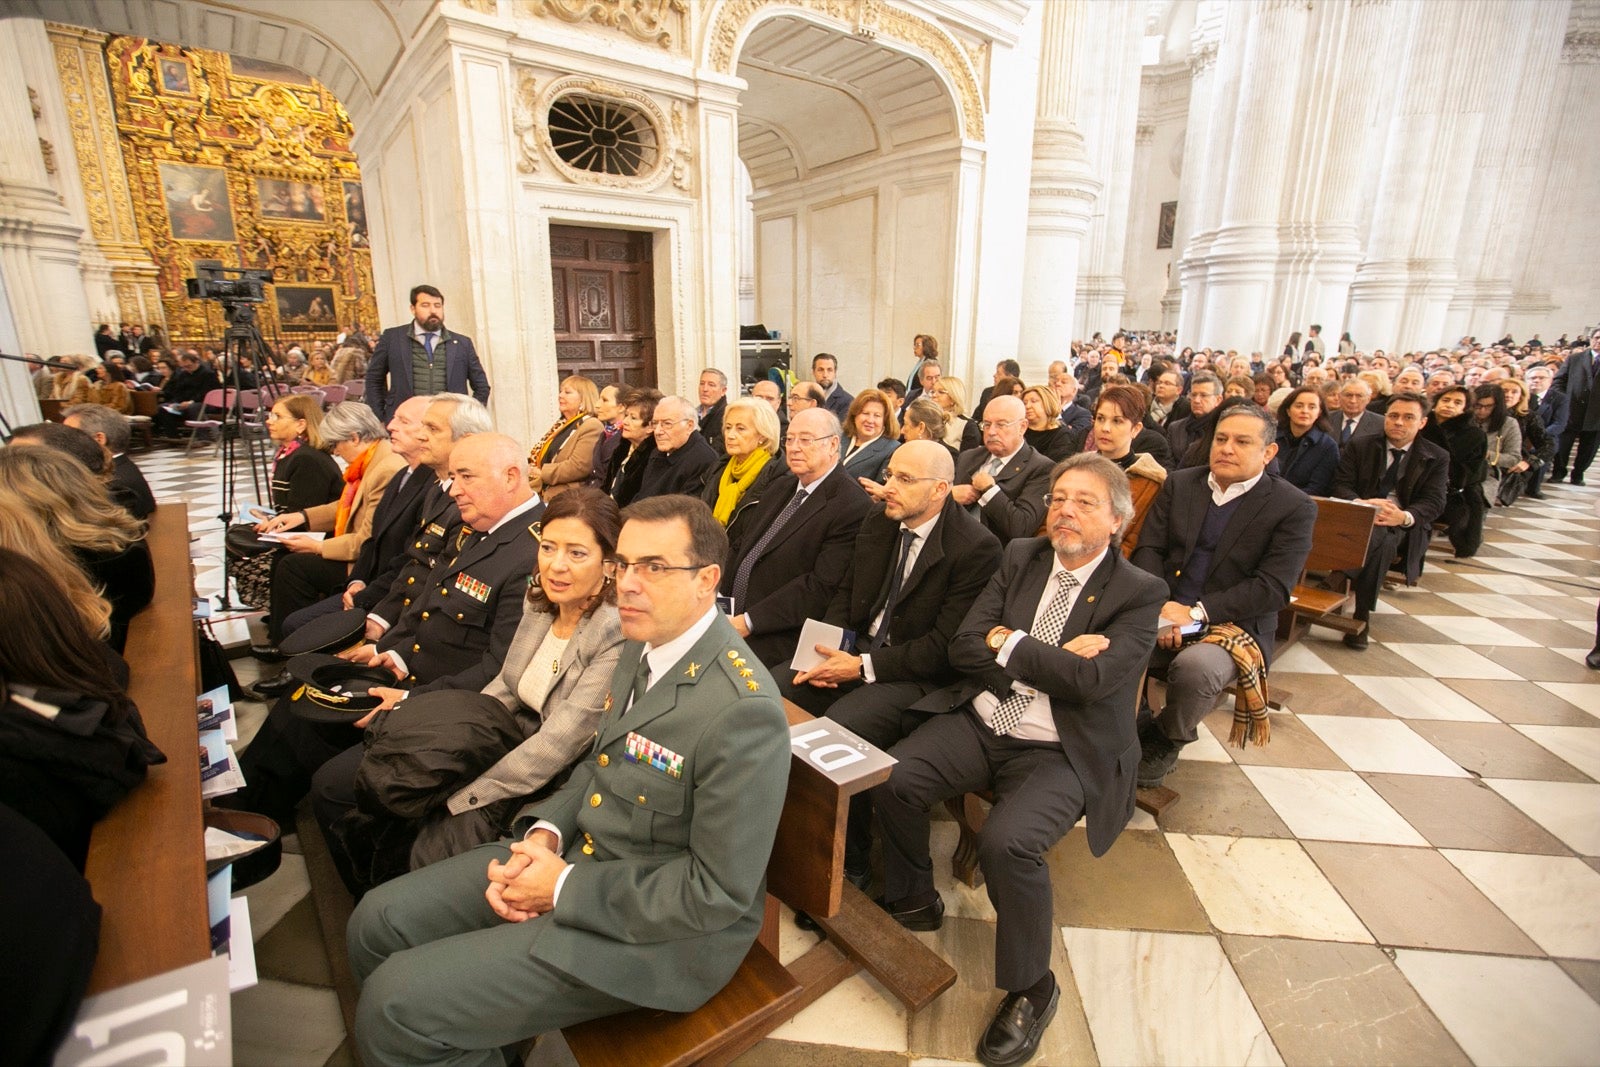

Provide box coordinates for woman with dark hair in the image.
[1473,383,1523,507]
[1283,331,1302,361]
[1495,377,1551,506]
[346,489,627,874]
[0,549,165,870]
[903,333,940,402]
[588,382,628,488]
[528,375,601,500]
[1022,384,1073,460]
[1425,386,1490,558]
[1274,386,1340,496]
[0,448,152,654]
[604,387,660,506]
[841,388,900,479]
[1065,383,1176,470]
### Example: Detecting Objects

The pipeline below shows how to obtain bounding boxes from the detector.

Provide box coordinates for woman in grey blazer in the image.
[410,488,626,868]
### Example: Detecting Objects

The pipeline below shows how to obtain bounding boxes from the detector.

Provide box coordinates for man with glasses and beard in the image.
[720,407,872,666]
[873,454,1165,1067]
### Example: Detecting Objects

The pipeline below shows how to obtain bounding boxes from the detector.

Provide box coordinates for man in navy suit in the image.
[1524,364,1568,498]
[1551,330,1599,486]
[365,285,490,421]
[874,453,1165,1067]
[1130,405,1315,787]
[812,352,854,422]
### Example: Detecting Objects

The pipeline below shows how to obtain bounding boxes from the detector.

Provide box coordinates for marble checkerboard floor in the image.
[135,445,1600,1067]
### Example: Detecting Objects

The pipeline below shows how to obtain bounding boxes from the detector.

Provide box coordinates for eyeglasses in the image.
[884,471,940,488]
[979,419,1022,431]
[783,433,837,449]
[602,558,707,580]
[1043,493,1106,511]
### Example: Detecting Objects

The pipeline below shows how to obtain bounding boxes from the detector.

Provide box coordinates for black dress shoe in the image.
[250,643,286,662]
[977,983,1059,1067]
[1586,648,1600,670]
[1525,490,1546,500]
[792,910,820,932]
[844,861,872,892]
[1343,629,1369,650]
[873,893,944,931]
[249,669,295,699]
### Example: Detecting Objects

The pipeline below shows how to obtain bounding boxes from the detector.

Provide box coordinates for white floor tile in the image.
[1385,643,1522,680]
[1345,676,1496,722]
[767,970,908,1051]
[1536,681,1600,718]
[1485,779,1600,855]
[1459,573,1572,594]
[1441,850,1600,958]
[1178,724,1234,763]
[239,853,309,940]
[1265,642,1336,674]
[1407,615,1539,647]
[232,979,346,1067]
[1502,543,1582,560]
[1298,715,1470,777]
[1513,724,1600,781]
[1437,593,1557,619]
[1241,766,1428,845]
[1166,833,1373,942]
[1393,951,1600,1067]
[1063,926,1283,1066]
[1475,557,1571,578]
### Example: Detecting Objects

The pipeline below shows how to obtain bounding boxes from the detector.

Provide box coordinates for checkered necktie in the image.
[989,570,1080,736]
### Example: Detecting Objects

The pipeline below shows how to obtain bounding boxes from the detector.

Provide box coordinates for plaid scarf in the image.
[1196,622,1270,747]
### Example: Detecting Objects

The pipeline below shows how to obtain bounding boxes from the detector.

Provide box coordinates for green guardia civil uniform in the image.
[348,612,790,1067]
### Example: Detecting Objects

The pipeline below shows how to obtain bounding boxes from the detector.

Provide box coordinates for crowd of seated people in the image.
[10,318,1600,1067]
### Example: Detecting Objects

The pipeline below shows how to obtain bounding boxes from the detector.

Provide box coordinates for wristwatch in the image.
[987,628,1011,652]
[1188,605,1206,624]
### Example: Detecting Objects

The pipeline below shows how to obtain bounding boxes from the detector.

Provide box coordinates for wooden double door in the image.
[549,224,657,388]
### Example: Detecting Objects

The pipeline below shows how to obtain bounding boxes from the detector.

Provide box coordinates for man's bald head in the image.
[981,394,1027,457]
[447,432,532,531]
[882,438,954,526]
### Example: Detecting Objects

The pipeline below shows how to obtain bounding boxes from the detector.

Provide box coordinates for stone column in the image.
[1073,0,1143,340]
[46,22,164,330]
[1346,3,1501,352]
[0,19,92,377]
[1016,0,1100,371]
[1121,122,1155,325]
[1170,0,1229,345]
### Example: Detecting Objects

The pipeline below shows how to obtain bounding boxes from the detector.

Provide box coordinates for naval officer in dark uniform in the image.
[348,495,792,1065]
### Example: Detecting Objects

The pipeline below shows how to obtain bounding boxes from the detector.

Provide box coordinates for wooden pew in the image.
[563,700,957,1067]
[84,503,209,992]
[1276,496,1377,649]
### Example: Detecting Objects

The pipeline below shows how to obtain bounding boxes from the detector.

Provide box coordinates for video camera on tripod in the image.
[186,261,274,332]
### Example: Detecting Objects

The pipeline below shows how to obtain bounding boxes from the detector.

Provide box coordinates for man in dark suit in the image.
[1524,364,1568,498]
[1051,366,1092,436]
[874,454,1166,1067]
[974,359,1022,418]
[1332,392,1450,649]
[953,395,1056,541]
[1332,378,1385,447]
[153,350,221,437]
[1130,405,1316,786]
[346,495,790,1064]
[696,368,728,454]
[723,407,872,666]
[1551,329,1600,485]
[778,440,1002,886]
[1164,372,1223,460]
[61,405,155,520]
[812,352,854,421]
[635,395,720,500]
[364,284,490,422]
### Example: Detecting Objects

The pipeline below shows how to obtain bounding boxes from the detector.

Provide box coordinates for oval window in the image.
[547,94,659,178]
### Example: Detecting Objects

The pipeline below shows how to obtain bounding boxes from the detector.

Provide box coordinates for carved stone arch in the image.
[703,0,986,141]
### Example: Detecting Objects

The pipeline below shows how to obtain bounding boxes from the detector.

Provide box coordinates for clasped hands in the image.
[1357,498,1409,527]
[485,829,568,923]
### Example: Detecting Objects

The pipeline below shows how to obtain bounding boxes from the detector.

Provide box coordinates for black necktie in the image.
[869,529,917,649]
[626,655,650,713]
[1341,419,1354,445]
[731,488,807,609]
[1378,447,1405,496]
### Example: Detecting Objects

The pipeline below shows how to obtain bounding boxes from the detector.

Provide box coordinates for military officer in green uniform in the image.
[348,495,792,1066]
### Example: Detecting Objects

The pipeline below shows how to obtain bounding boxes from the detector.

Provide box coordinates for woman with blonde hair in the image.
[0,509,112,640]
[48,355,96,405]
[701,396,784,540]
[1021,384,1072,460]
[0,447,151,653]
[927,377,982,452]
[528,375,601,500]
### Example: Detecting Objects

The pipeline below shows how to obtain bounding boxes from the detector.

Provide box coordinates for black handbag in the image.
[1494,468,1526,507]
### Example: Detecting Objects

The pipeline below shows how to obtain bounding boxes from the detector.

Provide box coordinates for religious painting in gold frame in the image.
[159,162,236,243]
[276,285,338,332]
[157,56,194,96]
[257,177,328,223]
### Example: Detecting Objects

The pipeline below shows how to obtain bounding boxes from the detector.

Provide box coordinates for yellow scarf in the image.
[334,442,377,537]
[532,413,589,467]
[713,449,771,525]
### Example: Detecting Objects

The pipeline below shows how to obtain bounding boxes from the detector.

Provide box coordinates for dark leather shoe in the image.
[1343,629,1369,650]
[249,669,295,700]
[792,910,820,932]
[250,643,286,662]
[873,893,944,932]
[1136,734,1183,789]
[1524,490,1546,500]
[977,982,1059,1067]
[1586,648,1600,670]
[844,862,872,892]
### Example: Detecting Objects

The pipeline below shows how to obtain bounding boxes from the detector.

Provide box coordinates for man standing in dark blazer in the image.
[1551,329,1600,485]
[1130,405,1315,786]
[779,440,1001,885]
[365,284,490,422]
[1332,392,1450,649]
[953,395,1056,541]
[874,454,1165,1067]
[722,407,872,666]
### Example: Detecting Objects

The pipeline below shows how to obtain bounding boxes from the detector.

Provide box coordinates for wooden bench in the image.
[1277,496,1377,648]
[84,503,209,992]
[563,700,957,1066]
